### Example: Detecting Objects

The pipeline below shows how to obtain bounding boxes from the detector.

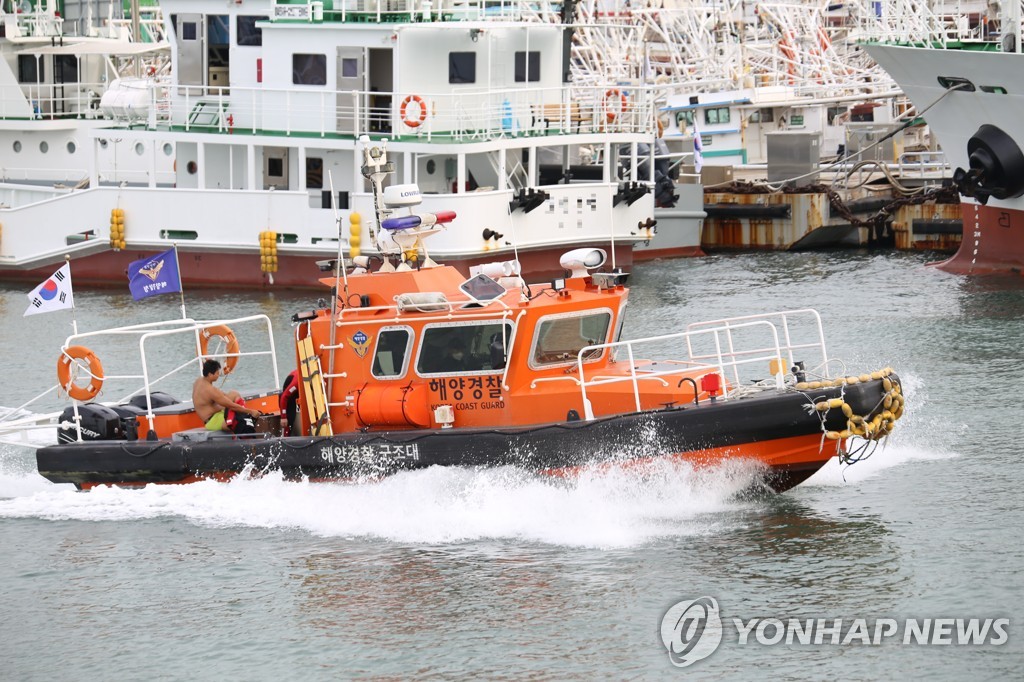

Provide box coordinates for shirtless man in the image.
[193,359,261,431]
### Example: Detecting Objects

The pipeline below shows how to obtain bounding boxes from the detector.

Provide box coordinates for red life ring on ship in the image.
[400,95,427,128]
[57,345,105,401]
[604,89,628,123]
[199,324,241,375]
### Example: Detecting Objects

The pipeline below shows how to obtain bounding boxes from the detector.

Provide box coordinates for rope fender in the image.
[802,367,904,441]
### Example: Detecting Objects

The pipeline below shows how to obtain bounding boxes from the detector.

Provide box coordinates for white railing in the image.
[161,82,656,141]
[270,0,557,23]
[897,150,952,179]
[576,309,829,421]
[53,315,281,441]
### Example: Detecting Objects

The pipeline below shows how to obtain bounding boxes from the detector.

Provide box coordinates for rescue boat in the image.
[28,141,905,493]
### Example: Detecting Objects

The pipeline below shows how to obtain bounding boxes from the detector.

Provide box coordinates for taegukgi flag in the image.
[128,248,182,300]
[24,263,74,317]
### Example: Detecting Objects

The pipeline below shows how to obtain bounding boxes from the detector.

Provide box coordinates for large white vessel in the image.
[0,0,692,287]
[865,1,1024,274]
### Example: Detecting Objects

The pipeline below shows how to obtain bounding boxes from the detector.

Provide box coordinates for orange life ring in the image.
[199,324,240,375]
[603,89,628,123]
[57,345,105,401]
[400,95,427,128]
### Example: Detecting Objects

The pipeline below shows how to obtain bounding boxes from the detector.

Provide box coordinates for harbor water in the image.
[1,251,1022,679]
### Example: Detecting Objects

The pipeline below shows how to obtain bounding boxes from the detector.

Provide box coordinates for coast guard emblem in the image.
[349,330,371,358]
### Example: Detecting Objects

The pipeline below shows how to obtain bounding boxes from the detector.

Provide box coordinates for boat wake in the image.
[0,455,770,548]
[0,370,951,548]
[0,443,944,548]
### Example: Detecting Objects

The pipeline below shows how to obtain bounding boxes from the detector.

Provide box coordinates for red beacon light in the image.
[700,373,722,402]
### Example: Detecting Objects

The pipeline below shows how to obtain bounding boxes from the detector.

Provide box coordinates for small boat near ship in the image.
[9,140,905,492]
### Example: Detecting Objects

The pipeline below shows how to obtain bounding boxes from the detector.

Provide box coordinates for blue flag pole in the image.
[173,243,187,320]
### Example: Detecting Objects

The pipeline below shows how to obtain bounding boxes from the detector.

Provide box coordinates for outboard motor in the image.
[57,404,123,444]
[952,124,1024,204]
[128,392,180,410]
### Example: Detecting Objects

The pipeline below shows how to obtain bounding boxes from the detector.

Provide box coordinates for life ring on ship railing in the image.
[199,324,240,375]
[57,345,105,401]
[603,89,628,123]
[400,95,428,128]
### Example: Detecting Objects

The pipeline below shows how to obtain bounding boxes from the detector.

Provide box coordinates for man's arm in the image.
[209,385,261,416]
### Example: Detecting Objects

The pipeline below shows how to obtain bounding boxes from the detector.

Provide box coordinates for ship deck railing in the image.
[56,315,280,442]
[164,82,656,141]
[575,309,829,421]
[269,0,563,24]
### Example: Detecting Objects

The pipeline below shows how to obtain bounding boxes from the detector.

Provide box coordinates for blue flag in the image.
[128,248,182,300]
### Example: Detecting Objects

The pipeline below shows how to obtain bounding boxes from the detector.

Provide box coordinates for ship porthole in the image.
[39,141,49,153]
[67,141,77,154]
[187,161,198,175]
[99,139,108,149]
[13,140,21,153]
[135,142,145,156]
[162,143,173,156]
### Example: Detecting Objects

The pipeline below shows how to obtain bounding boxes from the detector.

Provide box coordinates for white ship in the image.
[0,0,695,287]
[865,0,1024,274]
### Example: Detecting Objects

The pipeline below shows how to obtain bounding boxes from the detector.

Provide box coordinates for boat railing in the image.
[896,151,951,180]
[55,315,280,441]
[160,82,656,141]
[575,309,828,421]
[270,0,560,24]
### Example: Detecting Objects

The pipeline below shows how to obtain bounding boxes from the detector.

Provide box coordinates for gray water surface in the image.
[1,251,1021,679]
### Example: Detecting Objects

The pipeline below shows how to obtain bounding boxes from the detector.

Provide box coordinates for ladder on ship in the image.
[298,334,333,437]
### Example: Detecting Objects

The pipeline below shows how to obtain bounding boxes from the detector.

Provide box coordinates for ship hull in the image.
[36,377,896,494]
[865,43,1024,275]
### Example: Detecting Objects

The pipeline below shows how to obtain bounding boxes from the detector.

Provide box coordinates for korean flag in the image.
[24,263,75,317]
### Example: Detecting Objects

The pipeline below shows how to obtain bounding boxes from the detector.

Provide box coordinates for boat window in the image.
[675,110,694,128]
[237,16,265,47]
[293,54,327,86]
[54,55,78,84]
[704,107,730,125]
[17,55,41,83]
[372,327,413,379]
[306,157,323,189]
[980,85,1008,95]
[514,51,540,83]
[416,321,513,375]
[181,21,197,41]
[449,52,476,84]
[530,310,612,368]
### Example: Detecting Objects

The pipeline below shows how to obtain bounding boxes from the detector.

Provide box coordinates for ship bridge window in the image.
[293,54,327,86]
[704,107,730,125]
[530,310,612,368]
[515,51,540,82]
[372,327,413,379]
[449,52,477,84]
[237,15,265,47]
[416,321,514,375]
[980,85,1008,94]
[675,110,694,128]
